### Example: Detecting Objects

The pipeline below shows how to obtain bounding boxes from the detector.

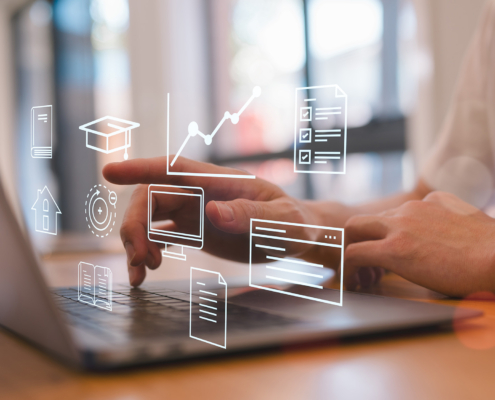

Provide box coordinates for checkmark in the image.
[303,111,309,117]
[302,133,309,139]
[302,154,308,160]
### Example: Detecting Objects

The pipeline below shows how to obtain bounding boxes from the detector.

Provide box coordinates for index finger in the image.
[104,156,247,184]
[103,156,266,199]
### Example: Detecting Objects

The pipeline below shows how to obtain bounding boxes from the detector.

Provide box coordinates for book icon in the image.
[31,105,53,159]
[78,262,113,311]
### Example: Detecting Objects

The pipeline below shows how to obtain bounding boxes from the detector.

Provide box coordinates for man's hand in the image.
[103,156,324,286]
[344,191,495,297]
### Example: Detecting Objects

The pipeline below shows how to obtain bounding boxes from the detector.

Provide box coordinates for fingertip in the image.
[102,162,119,181]
[129,264,146,287]
[345,271,360,291]
[358,267,375,288]
[146,243,162,270]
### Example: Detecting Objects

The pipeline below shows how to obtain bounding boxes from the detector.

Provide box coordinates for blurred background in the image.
[0,0,488,253]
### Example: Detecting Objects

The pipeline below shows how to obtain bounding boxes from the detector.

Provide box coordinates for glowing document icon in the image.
[294,85,347,174]
[78,262,112,311]
[190,268,227,349]
[31,105,53,158]
[249,219,344,306]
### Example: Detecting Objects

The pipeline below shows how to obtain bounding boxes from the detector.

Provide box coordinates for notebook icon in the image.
[31,105,53,159]
[77,262,113,311]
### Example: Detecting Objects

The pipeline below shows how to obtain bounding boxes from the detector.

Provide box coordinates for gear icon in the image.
[85,184,117,238]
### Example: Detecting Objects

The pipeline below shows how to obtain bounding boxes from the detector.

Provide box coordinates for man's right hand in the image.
[103,156,322,286]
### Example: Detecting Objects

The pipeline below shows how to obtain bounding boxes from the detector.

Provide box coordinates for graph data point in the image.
[253,86,261,97]
[205,135,212,145]
[231,113,239,124]
[188,121,199,136]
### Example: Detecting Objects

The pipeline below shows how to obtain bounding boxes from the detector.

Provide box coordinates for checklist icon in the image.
[299,128,311,143]
[294,85,348,174]
[299,150,311,164]
[300,107,312,122]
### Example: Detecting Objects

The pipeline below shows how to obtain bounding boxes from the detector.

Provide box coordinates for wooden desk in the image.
[1,252,495,400]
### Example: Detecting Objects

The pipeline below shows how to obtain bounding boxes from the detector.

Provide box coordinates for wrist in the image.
[302,200,355,229]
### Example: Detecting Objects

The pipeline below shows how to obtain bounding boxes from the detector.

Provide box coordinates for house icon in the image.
[31,186,61,235]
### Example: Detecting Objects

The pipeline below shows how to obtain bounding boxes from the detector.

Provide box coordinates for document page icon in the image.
[249,219,344,306]
[190,267,227,349]
[78,262,113,311]
[294,85,347,174]
[31,105,53,159]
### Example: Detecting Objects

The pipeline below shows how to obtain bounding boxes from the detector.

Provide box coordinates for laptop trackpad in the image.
[229,286,345,322]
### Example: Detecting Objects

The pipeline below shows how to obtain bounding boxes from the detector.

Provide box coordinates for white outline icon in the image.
[167,87,261,179]
[79,116,140,160]
[31,105,53,159]
[190,267,227,349]
[148,185,204,261]
[78,262,112,311]
[31,186,61,235]
[294,85,348,174]
[249,219,344,307]
[85,184,117,238]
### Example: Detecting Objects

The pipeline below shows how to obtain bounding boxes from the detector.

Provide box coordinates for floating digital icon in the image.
[167,87,261,179]
[78,262,112,311]
[294,85,347,174]
[31,105,53,159]
[79,116,140,160]
[249,219,344,307]
[148,184,204,261]
[85,184,117,238]
[190,267,227,349]
[31,186,61,235]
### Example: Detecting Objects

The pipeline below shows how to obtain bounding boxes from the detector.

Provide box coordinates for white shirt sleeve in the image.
[421,0,495,208]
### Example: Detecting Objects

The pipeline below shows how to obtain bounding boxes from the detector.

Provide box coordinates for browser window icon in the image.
[249,219,344,306]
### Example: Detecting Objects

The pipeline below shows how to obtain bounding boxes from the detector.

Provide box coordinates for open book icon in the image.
[78,262,113,311]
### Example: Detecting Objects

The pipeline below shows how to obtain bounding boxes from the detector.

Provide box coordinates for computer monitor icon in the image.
[148,184,204,261]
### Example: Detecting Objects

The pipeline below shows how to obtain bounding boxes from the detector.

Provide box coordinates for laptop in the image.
[0,178,480,370]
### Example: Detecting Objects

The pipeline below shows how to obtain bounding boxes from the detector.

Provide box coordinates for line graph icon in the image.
[167,87,261,179]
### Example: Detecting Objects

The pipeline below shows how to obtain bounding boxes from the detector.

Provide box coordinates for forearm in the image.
[303,178,433,229]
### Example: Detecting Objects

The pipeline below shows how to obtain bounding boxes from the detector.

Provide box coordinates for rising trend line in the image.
[170,86,261,167]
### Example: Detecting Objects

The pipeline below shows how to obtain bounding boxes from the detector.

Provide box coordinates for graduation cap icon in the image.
[79,116,140,160]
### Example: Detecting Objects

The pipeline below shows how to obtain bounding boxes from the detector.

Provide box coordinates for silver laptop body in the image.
[0,178,480,370]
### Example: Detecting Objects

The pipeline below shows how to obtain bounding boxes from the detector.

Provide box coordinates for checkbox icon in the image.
[299,128,311,143]
[299,150,311,165]
[300,107,312,122]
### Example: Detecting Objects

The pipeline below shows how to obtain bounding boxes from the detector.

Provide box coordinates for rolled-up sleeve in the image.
[421,0,495,208]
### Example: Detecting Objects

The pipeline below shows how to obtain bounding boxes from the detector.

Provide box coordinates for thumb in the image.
[206,198,278,234]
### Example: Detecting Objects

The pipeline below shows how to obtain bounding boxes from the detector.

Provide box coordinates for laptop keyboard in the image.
[52,284,297,341]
